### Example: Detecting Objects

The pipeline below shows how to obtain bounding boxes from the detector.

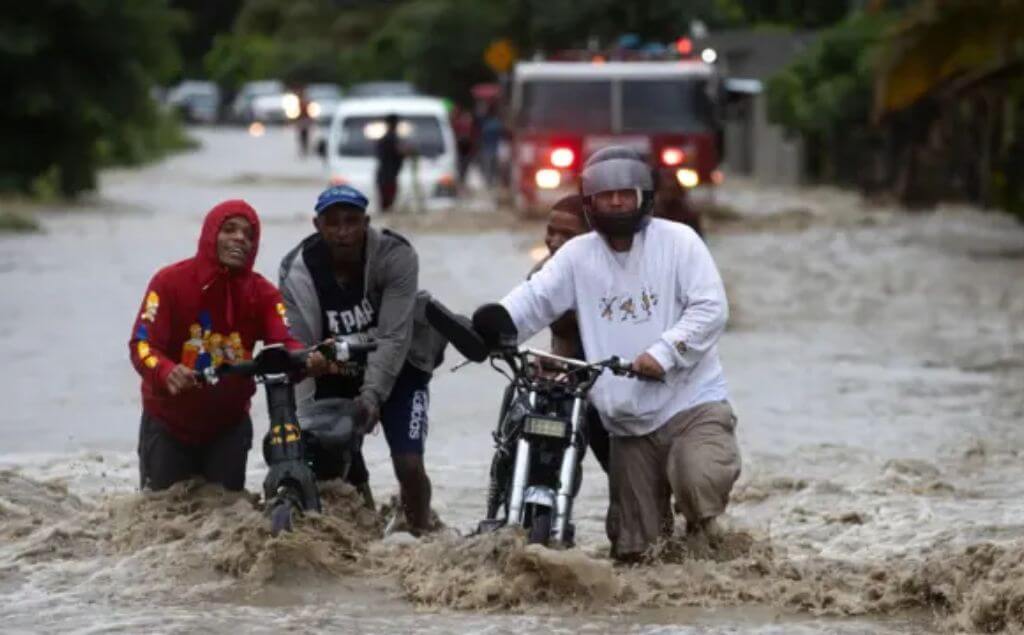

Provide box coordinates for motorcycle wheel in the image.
[269,499,294,536]
[527,508,552,546]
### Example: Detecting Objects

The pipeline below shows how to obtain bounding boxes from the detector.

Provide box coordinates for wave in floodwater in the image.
[3,466,1024,632]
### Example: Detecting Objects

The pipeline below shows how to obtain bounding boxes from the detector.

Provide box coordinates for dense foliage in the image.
[0,0,189,197]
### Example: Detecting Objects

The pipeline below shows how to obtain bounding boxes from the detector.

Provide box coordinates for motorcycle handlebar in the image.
[503,349,646,382]
[601,355,639,377]
[195,338,378,385]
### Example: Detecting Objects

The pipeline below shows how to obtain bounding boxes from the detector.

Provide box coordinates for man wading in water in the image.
[279,185,445,535]
[483,147,741,560]
[529,195,611,474]
[129,200,324,492]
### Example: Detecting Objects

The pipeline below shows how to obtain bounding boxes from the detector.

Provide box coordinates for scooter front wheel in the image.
[269,499,295,536]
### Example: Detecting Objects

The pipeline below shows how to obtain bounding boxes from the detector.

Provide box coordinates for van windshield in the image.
[337,116,445,158]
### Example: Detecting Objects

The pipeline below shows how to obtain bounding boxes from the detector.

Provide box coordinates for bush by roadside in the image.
[0,206,41,234]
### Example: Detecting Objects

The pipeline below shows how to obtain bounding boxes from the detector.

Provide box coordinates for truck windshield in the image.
[337,115,445,158]
[621,78,714,132]
[519,80,612,132]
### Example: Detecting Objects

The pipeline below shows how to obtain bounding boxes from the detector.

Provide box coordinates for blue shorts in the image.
[380,364,431,456]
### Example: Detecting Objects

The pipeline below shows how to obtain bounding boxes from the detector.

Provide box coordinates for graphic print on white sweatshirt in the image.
[599,285,659,323]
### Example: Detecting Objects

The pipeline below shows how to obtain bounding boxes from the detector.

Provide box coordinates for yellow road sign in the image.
[484,39,516,74]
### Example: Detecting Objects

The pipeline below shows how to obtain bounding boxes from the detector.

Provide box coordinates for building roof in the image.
[514,60,713,79]
[700,30,818,81]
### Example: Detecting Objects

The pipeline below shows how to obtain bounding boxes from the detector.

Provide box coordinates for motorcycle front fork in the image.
[553,397,584,544]
[505,392,585,545]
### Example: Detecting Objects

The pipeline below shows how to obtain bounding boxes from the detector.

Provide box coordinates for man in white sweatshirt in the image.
[497,146,740,560]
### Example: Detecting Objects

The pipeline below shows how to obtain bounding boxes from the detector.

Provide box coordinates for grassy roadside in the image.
[1,111,197,234]
[0,199,42,234]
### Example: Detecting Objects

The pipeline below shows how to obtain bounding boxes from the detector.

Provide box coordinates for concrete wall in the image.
[706,30,813,186]
[723,94,803,186]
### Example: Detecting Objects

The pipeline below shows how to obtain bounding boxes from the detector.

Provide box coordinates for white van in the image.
[325,96,458,213]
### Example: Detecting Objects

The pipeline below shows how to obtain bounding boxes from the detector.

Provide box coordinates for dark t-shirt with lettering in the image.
[302,236,377,399]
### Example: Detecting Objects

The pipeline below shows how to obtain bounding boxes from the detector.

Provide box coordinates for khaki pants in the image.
[607,400,741,557]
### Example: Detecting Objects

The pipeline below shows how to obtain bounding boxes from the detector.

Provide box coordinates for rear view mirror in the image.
[425,298,489,363]
[472,303,518,350]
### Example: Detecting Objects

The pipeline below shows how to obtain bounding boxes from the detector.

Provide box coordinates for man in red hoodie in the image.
[129,200,316,491]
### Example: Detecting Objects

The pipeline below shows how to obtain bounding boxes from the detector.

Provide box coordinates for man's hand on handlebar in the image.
[305,349,336,377]
[632,352,666,380]
[166,364,199,395]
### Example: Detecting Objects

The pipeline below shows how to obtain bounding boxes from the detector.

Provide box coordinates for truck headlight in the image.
[676,168,699,188]
[535,169,561,189]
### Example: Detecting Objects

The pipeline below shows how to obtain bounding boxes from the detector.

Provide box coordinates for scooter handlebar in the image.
[196,338,380,385]
[317,338,378,363]
[194,347,315,385]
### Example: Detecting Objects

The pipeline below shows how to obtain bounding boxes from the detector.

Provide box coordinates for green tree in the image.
[874,0,1024,210]
[170,0,245,79]
[767,1,1024,214]
[204,0,395,88]
[0,0,183,196]
[354,0,513,97]
[766,12,891,183]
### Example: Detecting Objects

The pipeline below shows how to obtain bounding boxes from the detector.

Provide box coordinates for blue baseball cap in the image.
[315,185,369,214]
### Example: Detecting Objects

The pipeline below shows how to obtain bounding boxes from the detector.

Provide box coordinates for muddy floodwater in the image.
[2,127,1023,634]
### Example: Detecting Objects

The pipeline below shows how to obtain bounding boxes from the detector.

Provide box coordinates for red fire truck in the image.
[507,58,724,214]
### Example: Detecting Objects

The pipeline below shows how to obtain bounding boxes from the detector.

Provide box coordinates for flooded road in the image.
[2,126,1023,633]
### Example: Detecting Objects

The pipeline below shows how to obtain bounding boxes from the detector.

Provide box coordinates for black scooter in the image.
[198,337,376,535]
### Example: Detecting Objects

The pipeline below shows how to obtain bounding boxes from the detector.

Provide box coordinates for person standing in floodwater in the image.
[484,147,741,561]
[376,114,405,212]
[127,200,323,492]
[528,194,610,475]
[279,185,446,534]
[653,166,703,237]
[477,106,502,187]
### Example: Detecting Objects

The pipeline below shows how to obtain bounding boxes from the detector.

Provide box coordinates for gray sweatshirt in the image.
[279,227,444,414]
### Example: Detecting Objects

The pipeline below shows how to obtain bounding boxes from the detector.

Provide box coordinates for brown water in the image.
[1,127,1023,633]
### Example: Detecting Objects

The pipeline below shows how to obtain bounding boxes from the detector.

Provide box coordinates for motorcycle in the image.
[425,300,640,547]
[197,336,376,535]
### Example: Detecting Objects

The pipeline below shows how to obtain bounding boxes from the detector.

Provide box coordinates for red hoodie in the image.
[129,200,302,444]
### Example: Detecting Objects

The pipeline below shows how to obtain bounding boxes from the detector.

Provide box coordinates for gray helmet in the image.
[579,146,654,238]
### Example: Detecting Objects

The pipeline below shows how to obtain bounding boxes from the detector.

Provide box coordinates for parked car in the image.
[323,96,458,213]
[304,83,343,123]
[251,90,302,123]
[231,80,286,122]
[166,80,220,124]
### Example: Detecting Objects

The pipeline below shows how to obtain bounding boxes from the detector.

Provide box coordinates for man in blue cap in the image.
[279,185,445,534]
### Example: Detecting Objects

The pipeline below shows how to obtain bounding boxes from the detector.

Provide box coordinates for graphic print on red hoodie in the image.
[129,200,302,444]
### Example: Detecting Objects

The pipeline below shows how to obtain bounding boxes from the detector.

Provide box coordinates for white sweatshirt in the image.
[501,218,729,437]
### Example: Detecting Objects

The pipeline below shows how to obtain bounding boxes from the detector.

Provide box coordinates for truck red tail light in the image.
[550,147,575,168]
[660,147,685,166]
